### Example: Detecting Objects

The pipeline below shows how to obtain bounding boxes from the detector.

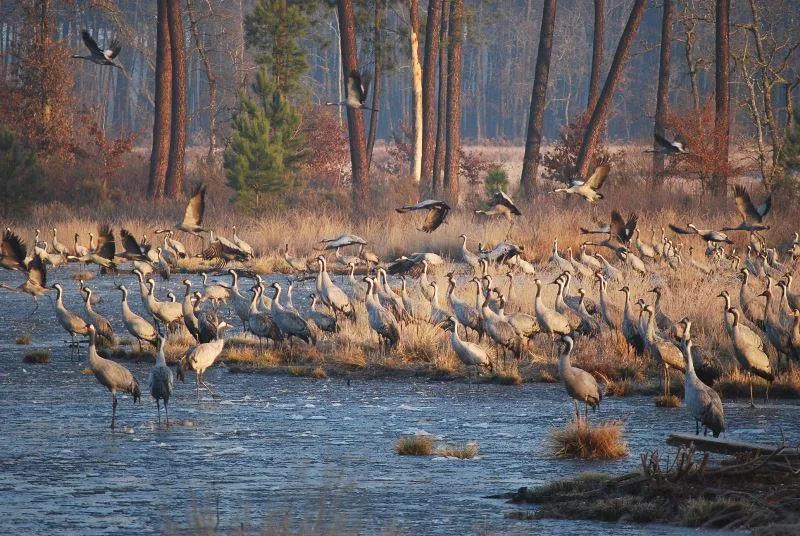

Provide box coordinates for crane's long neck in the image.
[249,289,260,315]
[646,310,656,341]
[684,341,696,376]
[120,290,134,316]
[155,342,167,367]
[272,286,282,310]
[557,341,572,376]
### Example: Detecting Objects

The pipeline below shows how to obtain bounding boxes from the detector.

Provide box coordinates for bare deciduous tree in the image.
[443,0,463,206]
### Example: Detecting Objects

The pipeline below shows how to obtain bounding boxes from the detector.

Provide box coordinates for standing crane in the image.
[558,335,602,421]
[149,335,174,424]
[86,325,141,430]
[677,318,725,438]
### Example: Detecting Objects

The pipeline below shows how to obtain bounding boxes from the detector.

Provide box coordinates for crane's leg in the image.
[573,400,580,422]
[695,420,700,435]
[164,400,169,425]
[111,394,118,430]
[665,368,671,397]
[156,399,161,423]
[749,372,755,408]
[196,374,201,401]
[765,381,770,403]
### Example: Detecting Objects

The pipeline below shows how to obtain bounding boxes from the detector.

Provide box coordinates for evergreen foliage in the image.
[224,68,307,209]
[0,127,43,218]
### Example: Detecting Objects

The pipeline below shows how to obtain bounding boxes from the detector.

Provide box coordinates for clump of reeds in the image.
[23,350,50,363]
[604,378,633,397]
[438,442,480,459]
[654,394,681,407]
[395,434,437,456]
[15,335,31,345]
[547,419,628,460]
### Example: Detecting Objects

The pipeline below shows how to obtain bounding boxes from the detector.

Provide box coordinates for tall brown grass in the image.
[547,419,628,460]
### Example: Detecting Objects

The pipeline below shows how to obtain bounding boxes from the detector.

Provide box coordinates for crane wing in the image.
[654,132,675,150]
[733,185,762,222]
[668,223,694,235]
[96,224,116,260]
[489,190,521,215]
[419,205,450,233]
[26,253,46,287]
[1,230,27,270]
[80,30,103,57]
[396,199,448,212]
[105,39,121,60]
[586,156,611,190]
[183,183,206,227]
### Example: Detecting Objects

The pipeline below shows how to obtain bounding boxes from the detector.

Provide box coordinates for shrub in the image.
[547,419,628,460]
[484,165,508,198]
[438,442,480,459]
[0,127,43,219]
[395,434,436,456]
[15,335,31,345]
[23,350,50,364]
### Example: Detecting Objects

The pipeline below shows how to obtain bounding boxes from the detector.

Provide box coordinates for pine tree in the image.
[244,0,308,96]
[224,68,307,209]
[0,127,43,218]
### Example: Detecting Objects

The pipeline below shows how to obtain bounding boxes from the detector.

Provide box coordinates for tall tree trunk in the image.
[148,0,172,200]
[186,0,218,163]
[443,0,463,206]
[519,0,557,200]
[165,0,187,198]
[587,0,604,113]
[409,0,423,184]
[337,0,370,214]
[575,0,647,179]
[366,2,382,167]
[419,0,442,195]
[652,0,673,182]
[432,0,449,196]
[712,0,730,195]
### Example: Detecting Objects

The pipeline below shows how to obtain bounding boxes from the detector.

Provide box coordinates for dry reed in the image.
[547,419,628,460]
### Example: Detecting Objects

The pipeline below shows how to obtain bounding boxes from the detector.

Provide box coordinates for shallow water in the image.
[0,265,796,534]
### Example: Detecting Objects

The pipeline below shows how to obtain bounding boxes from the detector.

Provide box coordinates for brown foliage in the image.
[541,112,617,184]
[299,106,350,188]
[664,98,742,190]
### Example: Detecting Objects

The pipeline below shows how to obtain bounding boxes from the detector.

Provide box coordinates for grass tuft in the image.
[604,379,633,397]
[547,419,628,460]
[15,335,31,345]
[679,498,756,528]
[23,350,50,364]
[438,441,480,459]
[395,434,437,456]
[311,366,327,379]
[537,368,559,383]
[654,394,681,407]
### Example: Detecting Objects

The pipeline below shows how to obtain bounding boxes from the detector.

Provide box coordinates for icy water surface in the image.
[0,265,797,534]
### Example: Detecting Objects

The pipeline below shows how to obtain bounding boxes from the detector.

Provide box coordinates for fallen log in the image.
[666,433,800,458]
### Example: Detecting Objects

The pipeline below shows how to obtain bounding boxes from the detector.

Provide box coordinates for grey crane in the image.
[309,293,338,334]
[596,272,622,332]
[448,316,492,384]
[231,225,254,258]
[284,244,309,273]
[319,233,368,250]
[533,279,572,336]
[316,256,356,320]
[645,132,691,155]
[727,307,774,407]
[738,269,765,329]
[558,335,601,421]
[270,282,316,345]
[86,325,141,430]
[459,235,481,272]
[51,228,69,256]
[387,252,444,279]
[0,231,48,309]
[347,262,368,302]
[247,285,283,351]
[479,282,520,361]
[364,276,400,351]
[551,156,611,203]
[200,272,230,305]
[642,305,684,397]
[81,286,115,347]
[731,185,772,226]
[181,321,230,400]
[619,286,645,355]
[181,280,201,341]
[445,273,483,340]
[495,291,539,345]
[678,319,725,438]
[72,29,121,68]
[399,276,431,322]
[52,283,90,351]
[116,285,158,351]
[396,199,451,233]
[227,269,252,331]
[326,69,375,110]
[551,238,574,274]
[669,223,733,244]
[149,335,174,424]
[156,183,208,237]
